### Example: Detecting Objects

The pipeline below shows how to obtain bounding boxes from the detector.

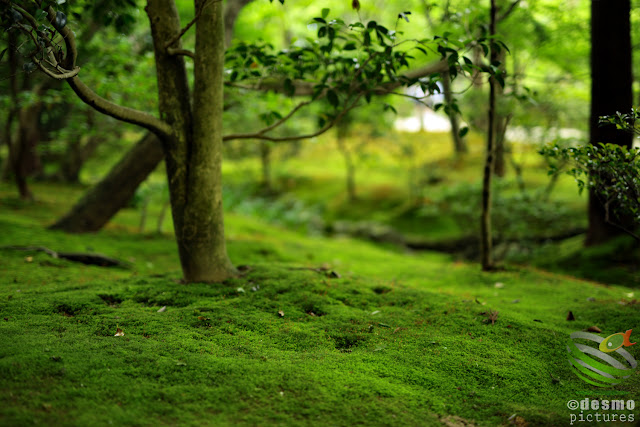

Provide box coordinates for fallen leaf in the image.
[237,287,245,293]
[494,282,504,288]
[157,306,167,313]
[371,310,380,315]
[587,326,602,333]
[278,310,285,317]
[308,311,316,317]
[566,311,575,321]
[114,327,125,337]
[25,256,33,263]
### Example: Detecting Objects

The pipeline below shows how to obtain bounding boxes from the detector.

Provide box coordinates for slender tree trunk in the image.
[49,132,164,232]
[7,30,36,200]
[441,70,467,155]
[586,0,633,246]
[157,201,170,234]
[492,49,507,177]
[13,103,42,200]
[260,141,272,191]
[336,121,356,202]
[480,0,498,271]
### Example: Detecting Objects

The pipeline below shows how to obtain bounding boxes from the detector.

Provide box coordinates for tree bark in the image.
[176,0,235,282]
[49,132,164,232]
[586,0,633,246]
[480,0,498,271]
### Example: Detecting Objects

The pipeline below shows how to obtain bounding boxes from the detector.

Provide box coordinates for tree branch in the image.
[225,59,450,97]
[66,77,173,138]
[164,0,219,49]
[223,95,362,142]
[167,47,195,58]
[498,0,522,22]
[223,100,310,141]
[32,57,80,79]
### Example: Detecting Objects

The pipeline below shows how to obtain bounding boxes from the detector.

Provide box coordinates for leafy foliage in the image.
[541,109,640,238]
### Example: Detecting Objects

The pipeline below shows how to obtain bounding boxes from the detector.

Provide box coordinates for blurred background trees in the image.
[1,0,638,284]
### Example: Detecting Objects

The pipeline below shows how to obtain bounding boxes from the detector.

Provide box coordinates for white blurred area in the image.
[393,83,452,133]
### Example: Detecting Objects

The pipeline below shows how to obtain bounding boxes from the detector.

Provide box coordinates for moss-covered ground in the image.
[1,180,639,426]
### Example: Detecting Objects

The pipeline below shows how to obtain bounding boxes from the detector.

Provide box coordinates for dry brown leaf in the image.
[25,256,33,263]
[114,327,125,337]
[587,326,602,333]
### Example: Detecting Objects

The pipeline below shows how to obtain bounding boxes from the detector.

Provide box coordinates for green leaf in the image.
[322,8,330,19]
[343,42,357,51]
[35,9,47,21]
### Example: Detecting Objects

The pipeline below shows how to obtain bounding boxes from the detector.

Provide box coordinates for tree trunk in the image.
[492,49,507,177]
[336,130,356,202]
[480,0,498,271]
[441,70,467,155]
[146,0,235,282]
[180,0,235,282]
[224,0,254,48]
[13,103,43,200]
[7,30,37,200]
[49,132,164,232]
[586,0,633,246]
[260,141,272,191]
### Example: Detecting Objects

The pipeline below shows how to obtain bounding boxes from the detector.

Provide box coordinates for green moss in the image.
[0,181,639,426]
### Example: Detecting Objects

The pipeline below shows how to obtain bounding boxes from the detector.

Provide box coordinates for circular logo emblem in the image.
[567,331,637,387]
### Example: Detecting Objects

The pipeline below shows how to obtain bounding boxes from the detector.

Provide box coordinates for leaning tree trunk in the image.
[441,70,467,155]
[480,0,498,271]
[586,0,633,246]
[49,132,164,232]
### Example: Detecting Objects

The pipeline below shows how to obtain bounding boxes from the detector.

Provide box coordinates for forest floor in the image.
[1,181,639,426]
